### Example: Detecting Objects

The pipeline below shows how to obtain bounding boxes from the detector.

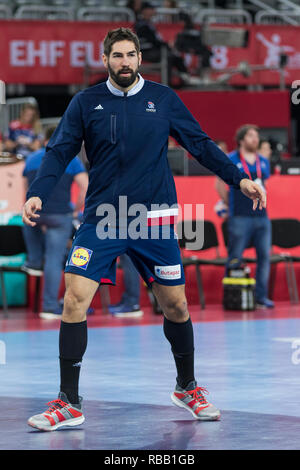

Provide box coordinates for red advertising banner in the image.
[0,20,299,86]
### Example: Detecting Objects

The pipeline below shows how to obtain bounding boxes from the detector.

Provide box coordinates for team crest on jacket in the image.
[146,101,156,112]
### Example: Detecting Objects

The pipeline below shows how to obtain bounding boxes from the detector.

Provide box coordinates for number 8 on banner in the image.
[0,80,5,105]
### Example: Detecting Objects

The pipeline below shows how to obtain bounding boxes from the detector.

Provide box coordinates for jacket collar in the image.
[106,74,144,96]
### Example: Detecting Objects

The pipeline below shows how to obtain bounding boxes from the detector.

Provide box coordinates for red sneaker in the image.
[171,381,221,421]
[28,392,85,431]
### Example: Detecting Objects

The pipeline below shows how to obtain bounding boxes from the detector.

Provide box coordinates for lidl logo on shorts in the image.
[154,265,181,280]
[69,246,93,270]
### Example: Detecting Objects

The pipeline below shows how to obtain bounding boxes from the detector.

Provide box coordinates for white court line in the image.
[272,337,300,343]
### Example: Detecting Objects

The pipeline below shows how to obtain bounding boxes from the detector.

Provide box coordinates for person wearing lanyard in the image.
[216,124,273,308]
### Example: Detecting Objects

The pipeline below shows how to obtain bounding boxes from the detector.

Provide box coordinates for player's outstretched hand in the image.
[22,197,42,227]
[239,178,267,211]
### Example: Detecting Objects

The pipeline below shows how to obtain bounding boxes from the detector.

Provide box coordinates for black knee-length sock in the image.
[59,320,87,404]
[163,316,195,389]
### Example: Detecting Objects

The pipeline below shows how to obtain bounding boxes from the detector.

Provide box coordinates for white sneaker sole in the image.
[171,393,221,421]
[112,310,144,318]
[39,312,62,320]
[28,415,85,431]
[21,267,43,276]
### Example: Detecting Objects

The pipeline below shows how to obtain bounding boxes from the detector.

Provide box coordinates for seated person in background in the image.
[134,2,200,87]
[174,10,212,81]
[22,125,89,320]
[162,0,179,23]
[4,103,43,159]
[258,139,272,160]
[127,0,142,20]
[163,0,178,7]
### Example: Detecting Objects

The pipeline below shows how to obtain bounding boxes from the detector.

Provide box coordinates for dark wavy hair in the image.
[103,28,140,57]
[235,124,259,147]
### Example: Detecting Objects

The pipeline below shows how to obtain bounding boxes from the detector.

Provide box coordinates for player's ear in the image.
[102,54,108,69]
[138,51,142,66]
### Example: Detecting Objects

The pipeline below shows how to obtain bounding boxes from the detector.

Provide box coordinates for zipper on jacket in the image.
[120,94,127,165]
[112,95,126,203]
[110,114,117,144]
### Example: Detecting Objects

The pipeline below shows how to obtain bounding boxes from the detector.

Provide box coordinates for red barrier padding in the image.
[68,175,300,310]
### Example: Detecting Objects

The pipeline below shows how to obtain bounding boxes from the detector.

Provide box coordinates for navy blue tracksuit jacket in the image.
[27,75,248,225]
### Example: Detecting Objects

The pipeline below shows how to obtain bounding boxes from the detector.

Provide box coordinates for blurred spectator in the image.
[174,10,212,80]
[4,103,43,159]
[22,125,89,319]
[216,124,274,309]
[134,2,201,87]
[258,139,272,160]
[215,139,228,154]
[127,0,142,20]
[162,0,179,23]
[108,254,143,318]
[0,132,3,153]
[163,0,178,6]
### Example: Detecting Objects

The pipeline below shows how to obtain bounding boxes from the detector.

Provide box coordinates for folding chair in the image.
[221,218,298,303]
[0,225,41,316]
[177,220,227,309]
[270,218,300,304]
[0,225,27,317]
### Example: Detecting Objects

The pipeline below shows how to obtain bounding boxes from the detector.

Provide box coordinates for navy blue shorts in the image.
[65,223,185,287]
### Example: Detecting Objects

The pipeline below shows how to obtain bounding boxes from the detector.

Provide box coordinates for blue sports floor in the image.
[1,305,300,450]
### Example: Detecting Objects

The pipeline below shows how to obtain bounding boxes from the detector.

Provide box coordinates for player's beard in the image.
[244,144,259,153]
[108,63,139,88]
[242,139,259,153]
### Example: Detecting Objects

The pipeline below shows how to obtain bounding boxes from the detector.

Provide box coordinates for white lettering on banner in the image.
[27,41,48,66]
[86,41,103,67]
[210,46,228,69]
[10,40,65,67]
[70,41,86,67]
[10,40,27,66]
[49,41,65,66]
[154,265,181,280]
[10,40,103,68]
[70,41,103,67]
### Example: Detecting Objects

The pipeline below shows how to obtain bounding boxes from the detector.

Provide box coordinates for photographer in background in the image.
[174,9,212,81]
[134,2,201,86]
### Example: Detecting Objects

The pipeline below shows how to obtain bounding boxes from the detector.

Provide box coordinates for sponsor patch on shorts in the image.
[154,264,181,280]
[69,246,93,270]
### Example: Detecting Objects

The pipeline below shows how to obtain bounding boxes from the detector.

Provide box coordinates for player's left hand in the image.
[239,178,267,211]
